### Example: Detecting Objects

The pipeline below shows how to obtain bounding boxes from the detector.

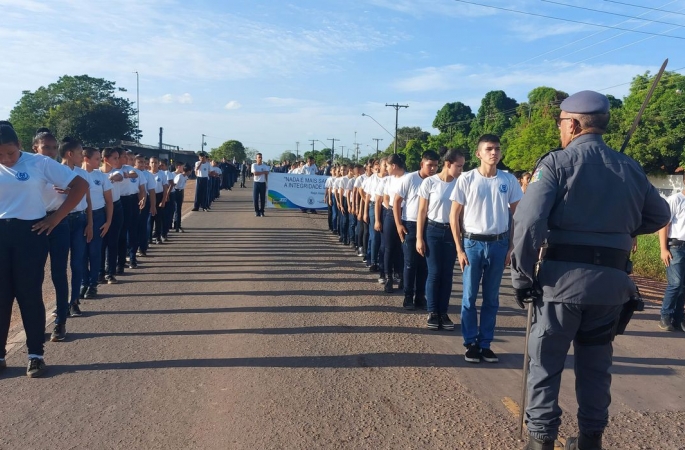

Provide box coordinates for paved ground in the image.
[1,182,683,450]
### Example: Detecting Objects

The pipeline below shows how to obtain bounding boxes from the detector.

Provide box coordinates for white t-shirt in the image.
[450,169,523,235]
[252,163,270,183]
[419,174,457,224]
[141,171,156,195]
[174,173,188,190]
[354,174,367,190]
[149,170,168,194]
[86,168,112,211]
[72,167,90,212]
[167,170,176,185]
[344,176,355,193]
[211,167,222,177]
[120,164,140,196]
[374,176,388,199]
[302,164,318,175]
[195,161,211,178]
[386,173,408,210]
[325,177,333,191]
[102,168,125,202]
[396,171,427,222]
[666,192,685,240]
[0,152,77,220]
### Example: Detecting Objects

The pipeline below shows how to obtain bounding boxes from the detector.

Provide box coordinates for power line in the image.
[603,0,685,17]
[542,0,685,28]
[452,0,685,40]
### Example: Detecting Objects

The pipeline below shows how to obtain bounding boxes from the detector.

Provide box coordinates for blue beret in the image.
[560,90,610,114]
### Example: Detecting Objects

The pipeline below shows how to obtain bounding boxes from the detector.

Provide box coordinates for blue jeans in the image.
[102,200,123,276]
[136,199,150,254]
[339,199,349,243]
[83,208,106,288]
[662,244,685,323]
[67,212,87,307]
[331,197,338,232]
[402,221,427,299]
[48,218,70,325]
[425,223,457,313]
[461,237,509,349]
[348,212,357,246]
[369,206,381,266]
[383,209,403,278]
[253,181,266,213]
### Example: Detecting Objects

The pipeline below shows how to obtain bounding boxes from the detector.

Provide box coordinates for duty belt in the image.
[463,231,508,242]
[428,219,450,229]
[542,244,631,273]
[668,238,685,246]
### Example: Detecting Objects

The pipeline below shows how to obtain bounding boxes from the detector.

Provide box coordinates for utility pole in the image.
[385,103,409,153]
[296,141,300,160]
[201,134,207,154]
[133,71,140,142]
[355,143,360,162]
[328,138,339,164]
[309,139,316,153]
[340,145,345,163]
[373,138,382,159]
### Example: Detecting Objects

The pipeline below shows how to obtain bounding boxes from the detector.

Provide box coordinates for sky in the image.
[1,0,684,160]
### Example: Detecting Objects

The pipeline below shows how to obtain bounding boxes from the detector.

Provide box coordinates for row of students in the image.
[0,122,194,378]
[325,135,521,363]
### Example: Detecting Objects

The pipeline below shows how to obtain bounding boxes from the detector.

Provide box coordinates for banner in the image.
[267,173,328,209]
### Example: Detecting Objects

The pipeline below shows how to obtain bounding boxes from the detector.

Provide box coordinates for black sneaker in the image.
[397,279,404,291]
[369,264,379,273]
[384,278,394,294]
[79,285,88,299]
[414,296,427,310]
[116,266,125,275]
[26,357,46,378]
[0,358,6,371]
[525,436,555,450]
[137,250,146,257]
[128,261,138,269]
[377,274,387,284]
[255,212,260,217]
[659,316,675,331]
[70,304,83,317]
[84,286,98,299]
[481,348,499,363]
[426,313,440,330]
[440,314,455,330]
[260,212,265,217]
[106,275,118,285]
[50,323,66,342]
[403,295,415,310]
[678,321,685,332]
[179,228,185,233]
[98,273,106,284]
[465,343,481,363]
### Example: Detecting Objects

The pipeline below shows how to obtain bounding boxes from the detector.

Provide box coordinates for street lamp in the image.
[362,113,395,142]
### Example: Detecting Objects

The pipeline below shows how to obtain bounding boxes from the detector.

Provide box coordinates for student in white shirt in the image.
[416,149,465,330]
[172,162,191,232]
[210,161,222,205]
[118,149,143,275]
[449,134,523,363]
[99,147,125,284]
[330,167,341,234]
[0,122,88,377]
[325,174,335,231]
[382,154,408,294]
[372,159,390,281]
[148,156,169,244]
[335,165,350,243]
[659,187,685,332]
[302,156,318,175]
[393,150,439,311]
[355,162,371,258]
[363,159,382,270]
[251,153,270,217]
[345,166,358,246]
[193,152,211,211]
[81,147,113,300]
[160,159,175,238]
[133,154,156,258]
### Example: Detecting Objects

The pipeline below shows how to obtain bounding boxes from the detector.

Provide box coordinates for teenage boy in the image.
[173,162,191,232]
[133,155,156,260]
[193,152,211,211]
[659,184,685,332]
[148,157,169,245]
[449,134,523,363]
[394,151,439,311]
[251,153,270,217]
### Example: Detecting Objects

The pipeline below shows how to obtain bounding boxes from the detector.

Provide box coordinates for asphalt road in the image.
[1,182,683,450]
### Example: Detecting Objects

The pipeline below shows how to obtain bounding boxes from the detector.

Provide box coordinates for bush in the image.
[633,234,666,281]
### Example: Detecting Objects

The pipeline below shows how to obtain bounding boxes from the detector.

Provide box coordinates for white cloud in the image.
[179,93,193,104]
[160,94,174,104]
[392,65,468,92]
[224,101,242,110]
[263,97,321,108]
[148,94,193,104]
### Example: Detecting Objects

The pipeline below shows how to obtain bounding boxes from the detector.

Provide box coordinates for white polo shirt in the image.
[302,164,318,175]
[450,169,522,235]
[120,164,140,196]
[149,170,168,194]
[418,174,457,224]
[195,161,211,178]
[666,192,685,240]
[386,173,408,210]
[0,152,77,220]
[396,171,426,222]
[174,173,188,190]
[252,163,270,183]
[86,169,112,211]
[102,168,125,202]
[72,167,90,212]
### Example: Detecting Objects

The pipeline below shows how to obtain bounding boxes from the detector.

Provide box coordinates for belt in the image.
[175,188,184,192]
[542,244,631,273]
[463,231,508,242]
[46,210,84,218]
[428,219,450,229]
[668,238,685,246]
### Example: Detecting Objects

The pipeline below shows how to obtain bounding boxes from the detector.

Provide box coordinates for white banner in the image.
[267,173,328,209]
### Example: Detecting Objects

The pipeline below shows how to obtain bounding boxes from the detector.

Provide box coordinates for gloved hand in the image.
[514,288,539,309]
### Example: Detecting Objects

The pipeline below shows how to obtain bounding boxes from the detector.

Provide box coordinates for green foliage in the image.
[244,147,258,163]
[604,71,685,174]
[432,102,475,135]
[211,140,246,162]
[632,234,666,281]
[279,151,297,162]
[400,139,425,172]
[303,148,332,167]
[9,75,139,149]
[384,126,430,153]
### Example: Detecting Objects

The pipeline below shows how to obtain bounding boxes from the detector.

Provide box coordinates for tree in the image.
[468,90,519,150]
[384,126,430,154]
[9,75,139,149]
[604,71,685,173]
[211,140,246,162]
[432,102,475,135]
[279,151,297,163]
[245,147,258,163]
[400,139,426,172]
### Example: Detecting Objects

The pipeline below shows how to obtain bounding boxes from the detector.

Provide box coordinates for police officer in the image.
[511,91,670,450]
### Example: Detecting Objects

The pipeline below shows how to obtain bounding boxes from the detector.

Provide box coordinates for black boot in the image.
[524,436,554,450]
[565,433,602,450]
[384,278,394,294]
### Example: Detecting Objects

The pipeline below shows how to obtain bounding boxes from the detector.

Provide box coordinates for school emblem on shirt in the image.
[94,179,102,186]
[15,172,30,181]
[155,177,160,182]
[130,178,137,183]
[499,184,508,193]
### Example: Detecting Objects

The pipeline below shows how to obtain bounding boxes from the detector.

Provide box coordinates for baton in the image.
[519,301,534,439]
[620,58,668,153]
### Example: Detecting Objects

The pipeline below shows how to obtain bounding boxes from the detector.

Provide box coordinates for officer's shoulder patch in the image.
[533,147,562,172]
[530,168,543,183]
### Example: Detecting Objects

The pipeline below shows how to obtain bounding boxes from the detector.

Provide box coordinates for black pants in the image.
[135,198,150,255]
[253,182,266,213]
[327,202,333,230]
[0,219,49,358]
[173,190,185,230]
[118,194,137,269]
[152,193,165,240]
[194,177,209,210]
[362,220,370,258]
[383,209,403,279]
[101,200,123,276]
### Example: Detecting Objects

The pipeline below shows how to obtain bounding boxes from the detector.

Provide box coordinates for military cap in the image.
[560,90,610,114]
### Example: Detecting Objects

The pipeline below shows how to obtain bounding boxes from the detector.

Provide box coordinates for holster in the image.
[614,293,645,337]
